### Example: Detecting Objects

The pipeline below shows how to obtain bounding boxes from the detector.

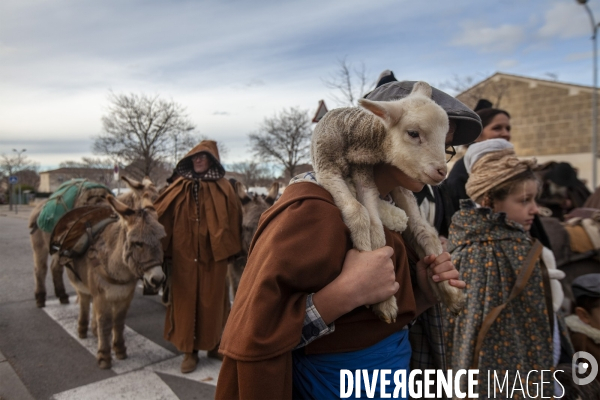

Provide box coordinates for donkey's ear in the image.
[358,98,403,127]
[107,195,135,219]
[266,182,279,204]
[235,181,248,200]
[410,81,432,98]
[121,176,144,190]
[142,176,154,187]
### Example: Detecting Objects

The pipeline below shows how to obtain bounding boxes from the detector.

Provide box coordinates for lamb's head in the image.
[358,81,449,186]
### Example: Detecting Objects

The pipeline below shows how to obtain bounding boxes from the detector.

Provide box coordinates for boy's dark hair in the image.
[575,294,600,313]
[482,169,540,207]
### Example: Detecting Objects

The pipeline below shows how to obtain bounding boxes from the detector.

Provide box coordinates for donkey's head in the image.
[235,181,277,254]
[118,176,159,208]
[106,194,166,290]
[358,81,449,186]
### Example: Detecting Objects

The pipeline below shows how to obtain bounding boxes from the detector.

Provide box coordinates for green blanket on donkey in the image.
[37,179,111,233]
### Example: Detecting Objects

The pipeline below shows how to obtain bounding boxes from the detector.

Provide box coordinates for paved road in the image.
[0,206,219,399]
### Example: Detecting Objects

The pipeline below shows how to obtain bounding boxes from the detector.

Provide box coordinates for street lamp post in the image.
[577,0,600,189]
[11,148,26,213]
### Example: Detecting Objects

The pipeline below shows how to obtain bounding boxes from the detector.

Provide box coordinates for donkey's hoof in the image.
[115,350,127,360]
[78,330,87,339]
[98,359,112,369]
[59,295,70,305]
[35,293,46,308]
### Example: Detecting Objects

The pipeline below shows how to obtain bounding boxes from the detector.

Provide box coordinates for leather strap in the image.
[471,239,543,369]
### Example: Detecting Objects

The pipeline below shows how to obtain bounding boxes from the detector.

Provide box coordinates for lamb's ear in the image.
[411,81,433,98]
[358,98,403,127]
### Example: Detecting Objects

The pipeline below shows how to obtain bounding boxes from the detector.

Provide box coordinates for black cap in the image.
[545,162,578,187]
[365,81,483,146]
[572,273,600,299]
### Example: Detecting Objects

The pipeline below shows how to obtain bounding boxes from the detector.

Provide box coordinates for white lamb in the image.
[311,81,465,323]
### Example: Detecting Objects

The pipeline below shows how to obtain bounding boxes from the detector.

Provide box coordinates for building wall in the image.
[457,75,600,189]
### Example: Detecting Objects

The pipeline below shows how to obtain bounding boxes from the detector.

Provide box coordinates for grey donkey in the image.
[311,81,465,323]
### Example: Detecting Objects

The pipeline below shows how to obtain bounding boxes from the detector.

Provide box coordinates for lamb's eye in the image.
[407,131,419,138]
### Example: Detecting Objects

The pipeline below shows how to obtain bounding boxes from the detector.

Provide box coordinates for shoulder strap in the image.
[471,239,543,369]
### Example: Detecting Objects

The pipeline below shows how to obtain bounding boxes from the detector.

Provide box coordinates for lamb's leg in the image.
[318,172,372,251]
[353,166,386,250]
[392,187,465,314]
[352,167,398,324]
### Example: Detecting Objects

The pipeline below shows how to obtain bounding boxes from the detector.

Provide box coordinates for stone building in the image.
[457,72,599,190]
[38,168,113,193]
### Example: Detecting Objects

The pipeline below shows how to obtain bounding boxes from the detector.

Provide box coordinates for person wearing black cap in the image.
[565,273,600,380]
[216,80,478,399]
[538,162,591,220]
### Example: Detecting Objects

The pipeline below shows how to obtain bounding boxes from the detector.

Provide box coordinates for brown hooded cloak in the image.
[215,182,417,399]
[154,140,242,352]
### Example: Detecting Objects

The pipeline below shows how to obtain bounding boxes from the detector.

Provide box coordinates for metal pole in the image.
[583,2,599,189]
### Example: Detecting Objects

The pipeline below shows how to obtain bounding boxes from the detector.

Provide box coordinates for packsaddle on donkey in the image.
[311,81,465,322]
[50,191,166,369]
[28,176,158,307]
[227,180,279,298]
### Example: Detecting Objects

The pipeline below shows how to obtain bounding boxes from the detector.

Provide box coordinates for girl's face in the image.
[477,113,511,142]
[493,179,539,231]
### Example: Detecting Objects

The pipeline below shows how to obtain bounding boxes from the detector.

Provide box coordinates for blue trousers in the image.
[292,329,411,399]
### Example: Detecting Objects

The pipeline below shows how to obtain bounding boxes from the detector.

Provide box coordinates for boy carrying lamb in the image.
[215,80,482,399]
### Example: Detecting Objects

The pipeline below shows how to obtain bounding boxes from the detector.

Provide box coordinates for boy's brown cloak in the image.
[154,140,242,352]
[216,182,416,399]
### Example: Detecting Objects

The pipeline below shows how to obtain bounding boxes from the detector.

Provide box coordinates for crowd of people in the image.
[150,72,600,399]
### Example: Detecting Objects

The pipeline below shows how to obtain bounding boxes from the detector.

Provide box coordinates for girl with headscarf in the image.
[443,139,569,399]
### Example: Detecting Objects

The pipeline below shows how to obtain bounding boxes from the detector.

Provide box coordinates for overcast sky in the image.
[1,0,599,170]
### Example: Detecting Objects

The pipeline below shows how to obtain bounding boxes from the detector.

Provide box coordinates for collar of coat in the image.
[565,314,600,344]
[448,199,530,253]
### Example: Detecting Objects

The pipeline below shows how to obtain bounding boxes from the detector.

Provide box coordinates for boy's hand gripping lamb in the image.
[312,81,465,322]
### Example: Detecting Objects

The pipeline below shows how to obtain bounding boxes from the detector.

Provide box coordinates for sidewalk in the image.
[0,349,35,400]
[0,205,34,221]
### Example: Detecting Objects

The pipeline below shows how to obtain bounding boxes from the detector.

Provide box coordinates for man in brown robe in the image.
[154,140,242,373]
[216,80,481,399]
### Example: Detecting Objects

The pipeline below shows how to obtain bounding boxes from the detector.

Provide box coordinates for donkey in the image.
[311,81,465,322]
[28,176,158,307]
[227,181,279,298]
[65,193,166,369]
[29,186,110,307]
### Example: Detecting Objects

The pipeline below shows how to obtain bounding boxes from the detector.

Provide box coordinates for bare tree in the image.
[440,74,511,108]
[229,161,273,188]
[249,107,312,179]
[93,92,196,178]
[59,156,113,170]
[1,150,37,208]
[323,57,372,107]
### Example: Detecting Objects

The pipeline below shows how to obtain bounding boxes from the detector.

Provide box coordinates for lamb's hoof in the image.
[35,293,46,308]
[437,281,466,314]
[98,358,112,369]
[372,296,398,325]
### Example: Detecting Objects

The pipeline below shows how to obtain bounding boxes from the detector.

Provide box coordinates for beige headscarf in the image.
[465,141,537,203]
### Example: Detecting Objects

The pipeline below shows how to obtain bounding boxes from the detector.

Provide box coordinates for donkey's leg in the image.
[318,172,372,251]
[50,255,69,304]
[77,292,92,338]
[112,291,134,360]
[30,230,48,308]
[93,298,113,369]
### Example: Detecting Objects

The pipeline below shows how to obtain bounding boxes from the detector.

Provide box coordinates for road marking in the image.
[147,353,222,387]
[51,370,179,400]
[43,297,175,374]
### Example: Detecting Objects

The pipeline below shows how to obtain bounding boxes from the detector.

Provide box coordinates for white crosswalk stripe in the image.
[43,296,222,399]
